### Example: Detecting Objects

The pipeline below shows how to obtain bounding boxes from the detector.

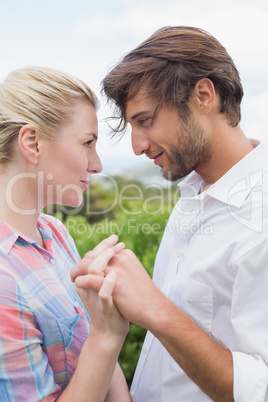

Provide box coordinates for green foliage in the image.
[49,175,180,386]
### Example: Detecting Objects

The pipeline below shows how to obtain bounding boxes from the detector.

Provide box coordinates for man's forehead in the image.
[125,90,156,121]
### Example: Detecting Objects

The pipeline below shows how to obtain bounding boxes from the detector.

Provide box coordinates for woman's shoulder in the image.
[39,213,80,261]
[38,213,69,235]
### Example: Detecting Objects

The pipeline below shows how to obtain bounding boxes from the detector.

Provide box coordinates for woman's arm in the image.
[104,362,131,402]
[57,327,129,402]
[59,236,130,402]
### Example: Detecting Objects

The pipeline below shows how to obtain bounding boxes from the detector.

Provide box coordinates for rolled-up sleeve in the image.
[231,237,268,401]
[232,352,268,401]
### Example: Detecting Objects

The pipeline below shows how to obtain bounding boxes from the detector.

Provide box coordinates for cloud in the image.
[0,0,267,170]
[73,1,268,51]
[241,93,268,145]
[72,1,268,79]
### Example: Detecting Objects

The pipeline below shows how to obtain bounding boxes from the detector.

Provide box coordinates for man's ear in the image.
[193,78,216,115]
[18,124,41,165]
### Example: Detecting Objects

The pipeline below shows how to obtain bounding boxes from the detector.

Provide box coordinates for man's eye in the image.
[138,118,151,126]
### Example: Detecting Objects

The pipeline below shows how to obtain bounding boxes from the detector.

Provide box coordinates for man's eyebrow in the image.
[130,111,151,121]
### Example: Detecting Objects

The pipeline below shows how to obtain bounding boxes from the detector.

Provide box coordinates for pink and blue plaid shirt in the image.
[0,214,90,401]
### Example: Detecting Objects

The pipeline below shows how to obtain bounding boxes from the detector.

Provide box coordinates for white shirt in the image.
[131,145,268,402]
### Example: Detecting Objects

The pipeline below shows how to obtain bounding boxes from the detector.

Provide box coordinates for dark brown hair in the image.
[102,26,243,133]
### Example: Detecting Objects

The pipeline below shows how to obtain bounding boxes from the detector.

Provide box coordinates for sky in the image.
[0,0,267,173]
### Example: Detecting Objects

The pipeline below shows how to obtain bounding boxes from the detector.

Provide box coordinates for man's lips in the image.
[149,152,163,165]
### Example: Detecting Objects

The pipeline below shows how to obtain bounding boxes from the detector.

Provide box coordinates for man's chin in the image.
[161,168,186,182]
[162,169,176,182]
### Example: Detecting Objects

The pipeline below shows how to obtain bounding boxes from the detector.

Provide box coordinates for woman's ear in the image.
[18,124,41,165]
[193,78,216,115]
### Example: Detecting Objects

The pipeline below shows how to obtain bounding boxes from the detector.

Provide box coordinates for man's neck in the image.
[196,126,255,186]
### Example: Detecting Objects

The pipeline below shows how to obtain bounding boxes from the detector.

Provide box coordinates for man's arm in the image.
[73,247,234,401]
[106,250,234,402]
[148,290,233,402]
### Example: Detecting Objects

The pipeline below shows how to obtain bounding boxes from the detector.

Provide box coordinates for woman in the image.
[0,66,131,401]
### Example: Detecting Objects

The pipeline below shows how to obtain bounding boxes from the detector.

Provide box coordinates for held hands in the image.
[70,235,129,340]
[71,235,164,331]
[105,248,162,329]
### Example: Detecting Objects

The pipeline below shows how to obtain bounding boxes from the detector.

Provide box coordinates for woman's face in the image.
[40,101,102,208]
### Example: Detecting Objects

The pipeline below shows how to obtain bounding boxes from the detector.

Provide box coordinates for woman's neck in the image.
[0,167,44,246]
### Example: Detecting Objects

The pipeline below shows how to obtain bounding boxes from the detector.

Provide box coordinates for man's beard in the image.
[161,114,212,182]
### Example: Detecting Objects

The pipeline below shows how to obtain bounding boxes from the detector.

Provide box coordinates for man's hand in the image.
[105,249,165,329]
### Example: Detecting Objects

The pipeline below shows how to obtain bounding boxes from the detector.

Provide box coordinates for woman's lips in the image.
[81,180,90,190]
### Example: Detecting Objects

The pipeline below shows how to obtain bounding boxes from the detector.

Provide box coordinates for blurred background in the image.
[0,0,267,176]
[2,0,267,384]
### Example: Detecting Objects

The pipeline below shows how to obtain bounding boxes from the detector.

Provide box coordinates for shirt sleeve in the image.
[0,269,61,401]
[232,352,268,401]
[231,236,268,401]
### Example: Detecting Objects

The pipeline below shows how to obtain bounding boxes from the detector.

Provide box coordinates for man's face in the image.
[125,90,212,181]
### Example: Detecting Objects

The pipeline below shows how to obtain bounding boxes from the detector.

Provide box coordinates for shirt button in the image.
[74,301,79,307]
[143,345,148,354]
[130,390,134,399]
[50,258,56,265]
[176,249,183,258]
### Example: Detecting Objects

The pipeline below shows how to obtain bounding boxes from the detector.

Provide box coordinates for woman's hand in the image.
[70,234,124,281]
[61,236,130,402]
[70,235,129,340]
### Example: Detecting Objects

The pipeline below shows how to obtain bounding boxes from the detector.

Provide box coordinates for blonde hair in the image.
[0,66,98,165]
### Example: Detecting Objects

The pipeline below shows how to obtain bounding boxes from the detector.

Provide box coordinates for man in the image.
[72,26,268,401]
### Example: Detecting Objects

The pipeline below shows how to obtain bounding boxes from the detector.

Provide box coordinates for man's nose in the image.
[131,128,150,156]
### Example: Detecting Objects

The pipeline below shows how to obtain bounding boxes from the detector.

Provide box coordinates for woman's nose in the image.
[88,150,102,173]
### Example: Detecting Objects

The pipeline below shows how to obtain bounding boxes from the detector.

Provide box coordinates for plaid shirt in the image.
[0,214,90,401]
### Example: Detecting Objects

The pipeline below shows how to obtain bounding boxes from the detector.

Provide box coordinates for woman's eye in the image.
[84,139,94,148]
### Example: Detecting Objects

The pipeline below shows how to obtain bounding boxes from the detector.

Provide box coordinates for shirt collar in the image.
[0,220,25,254]
[178,144,268,208]
[0,215,52,255]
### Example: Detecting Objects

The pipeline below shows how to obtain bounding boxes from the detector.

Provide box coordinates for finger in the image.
[71,243,119,282]
[88,247,115,275]
[113,242,125,254]
[120,248,134,257]
[75,273,104,291]
[84,234,119,260]
[70,258,94,282]
[98,271,116,299]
